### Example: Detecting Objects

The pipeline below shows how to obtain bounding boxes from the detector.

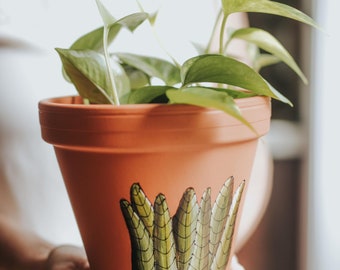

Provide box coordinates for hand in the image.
[45,245,90,270]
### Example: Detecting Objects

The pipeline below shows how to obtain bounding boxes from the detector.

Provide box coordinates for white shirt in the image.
[0,0,106,246]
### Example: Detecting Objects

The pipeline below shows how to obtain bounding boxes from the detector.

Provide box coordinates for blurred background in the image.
[0,0,339,269]
[239,0,340,270]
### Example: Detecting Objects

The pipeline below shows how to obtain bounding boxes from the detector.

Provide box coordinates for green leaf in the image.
[196,86,256,99]
[181,54,291,105]
[189,188,212,270]
[95,0,116,26]
[56,48,112,104]
[211,180,245,270]
[230,27,307,83]
[166,87,254,131]
[56,48,130,104]
[70,12,148,51]
[191,42,206,55]
[116,53,181,86]
[123,65,150,89]
[173,188,199,270]
[64,11,148,91]
[113,12,149,32]
[209,177,234,266]
[120,199,155,270]
[254,54,281,71]
[109,57,131,100]
[136,0,159,26]
[70,27,107,51]
[153,194,178,270]
[95,2,149,105]
[94,3,148,33]
[221,0,318,29]
[130,183,154,237]
[148,11,159,26]
[128,86,174,104]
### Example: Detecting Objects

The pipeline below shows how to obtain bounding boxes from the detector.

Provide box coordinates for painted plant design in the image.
[120,177,245,270]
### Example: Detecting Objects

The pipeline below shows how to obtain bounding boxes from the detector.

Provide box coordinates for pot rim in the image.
[39,95,271,151]
[38,95,270,115]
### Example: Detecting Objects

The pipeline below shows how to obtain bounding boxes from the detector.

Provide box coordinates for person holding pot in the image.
[0,1,272,269]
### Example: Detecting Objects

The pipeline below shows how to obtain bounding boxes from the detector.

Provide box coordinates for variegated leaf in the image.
[130,183,154,236]
[188,188,212,270]
[221,0,317,29]
[209,177,234,265]
[154,194,178,270]
[211,181,246,270]
[120,199,155,270]
[180,54,292,106]
[229,27,307,83]
[173,188,199,270]
[166,88,254,132]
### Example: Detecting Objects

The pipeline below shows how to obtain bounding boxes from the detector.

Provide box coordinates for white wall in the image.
[308,0,340,269]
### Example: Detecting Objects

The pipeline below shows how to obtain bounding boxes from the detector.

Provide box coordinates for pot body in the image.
[39,96,271,270]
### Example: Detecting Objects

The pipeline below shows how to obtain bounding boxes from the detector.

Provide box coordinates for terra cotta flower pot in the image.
[39,95,271,270]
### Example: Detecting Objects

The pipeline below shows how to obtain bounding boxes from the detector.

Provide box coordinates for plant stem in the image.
[103,26,120,106]
[223,38,232,55]
[205,9,223,54]
[136,0,180,68]
[150,25,181,68]
[219,14,229,55]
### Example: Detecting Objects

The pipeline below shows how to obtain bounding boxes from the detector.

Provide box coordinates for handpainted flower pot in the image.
[38,95,271,270]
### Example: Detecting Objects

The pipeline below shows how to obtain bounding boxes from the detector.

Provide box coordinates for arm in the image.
[0,215,52,270]
[0,174,51,270]
[0,177,89,270]
[0,215,89,270]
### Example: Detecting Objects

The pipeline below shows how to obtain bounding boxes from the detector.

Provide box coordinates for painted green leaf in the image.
[56,48,130,104]
[188,188,212,270]
[181,54,291,105]
[154,194,178,270]
[166,87,254,132]
[221,0,317,29]
[128,86,174,104]
[230,27,307,83]
[120,199,155,270]
[209,177,234,266]
[116,53,181,86]
[130,183,154,236]
[173,188,199,270]
[211,181,246,270]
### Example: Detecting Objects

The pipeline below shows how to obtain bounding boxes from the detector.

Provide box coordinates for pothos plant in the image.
[56,0,317,128]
